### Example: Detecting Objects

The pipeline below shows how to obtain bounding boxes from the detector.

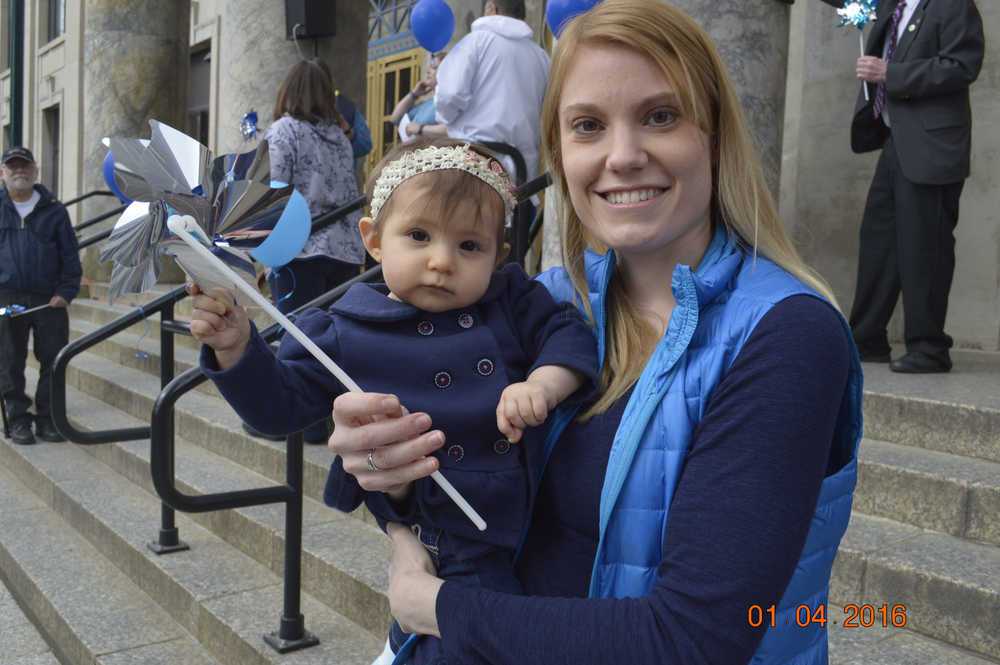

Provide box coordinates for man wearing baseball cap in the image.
[0,146,81,444]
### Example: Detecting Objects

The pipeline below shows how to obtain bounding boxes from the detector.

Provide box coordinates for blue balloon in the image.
[545,0,603,37]
[102,151,132,204]
[411,0,454,53]
[248,185,311,269]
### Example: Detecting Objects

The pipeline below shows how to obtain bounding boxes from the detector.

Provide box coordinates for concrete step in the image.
[0,432,384,665]
[28,364,391,638]
[66,317,221,399]
[856,438,1000,546]
[0,464,224,665]
[829,621,1000,665]
[830,512,1000,660]
[860,350,1000,464]
[0,577,60,665]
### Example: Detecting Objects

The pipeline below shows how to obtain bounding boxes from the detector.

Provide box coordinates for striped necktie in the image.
[873,0,907,119]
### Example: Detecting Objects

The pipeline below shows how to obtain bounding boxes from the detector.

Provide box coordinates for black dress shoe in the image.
[890,351,952,374]
[35,419,65,442]
[9,420,35,445]
[241,421,285,441]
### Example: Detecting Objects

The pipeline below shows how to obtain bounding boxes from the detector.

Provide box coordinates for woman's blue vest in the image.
[534,231,863,664]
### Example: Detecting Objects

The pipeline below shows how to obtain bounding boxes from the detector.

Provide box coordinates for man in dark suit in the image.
[821,0,984,372]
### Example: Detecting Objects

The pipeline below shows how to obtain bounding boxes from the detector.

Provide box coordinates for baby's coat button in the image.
[417,320,435,336]
[457,312,475,329]
[434,371,452,389]
[476,358,494,376]
[447,444,465,461]
[493,439,511,455]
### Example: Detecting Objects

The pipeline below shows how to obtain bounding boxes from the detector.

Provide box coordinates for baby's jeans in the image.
[388,525,521,665]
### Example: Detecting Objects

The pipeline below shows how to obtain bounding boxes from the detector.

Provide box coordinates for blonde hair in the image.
[542,0,837,418]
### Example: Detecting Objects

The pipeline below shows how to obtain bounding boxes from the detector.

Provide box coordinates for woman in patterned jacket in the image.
[262,59,365,442]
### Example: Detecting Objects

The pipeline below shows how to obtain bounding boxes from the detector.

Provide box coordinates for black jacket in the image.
[821,0,985,184]
[0,183,81,301]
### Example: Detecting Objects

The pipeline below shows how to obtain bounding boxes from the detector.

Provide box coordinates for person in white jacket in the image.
[434,0,550,184]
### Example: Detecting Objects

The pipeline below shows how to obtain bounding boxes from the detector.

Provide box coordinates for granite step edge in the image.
[0,437,385,665]
[831,511,1000,660]
[28,365,392,638]
[0,463,225,665]
[862,392,1000,463]
[856,438,1000,546]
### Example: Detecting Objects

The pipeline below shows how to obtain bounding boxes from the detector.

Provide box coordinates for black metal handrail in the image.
[63,189,118,207]
[150,266,381,652]
[480,142,534,265]
[74,203,128,235]
[51,285,188,444]
[310,194,367,235]
[520,172,553,262]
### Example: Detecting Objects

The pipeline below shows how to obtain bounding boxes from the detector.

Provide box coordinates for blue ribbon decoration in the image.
[240,110,259,141]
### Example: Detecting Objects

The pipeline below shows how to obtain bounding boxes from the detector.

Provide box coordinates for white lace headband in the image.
[369,143,518,226]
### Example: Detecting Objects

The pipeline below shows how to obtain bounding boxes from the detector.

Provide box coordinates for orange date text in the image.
[747,604,907,628]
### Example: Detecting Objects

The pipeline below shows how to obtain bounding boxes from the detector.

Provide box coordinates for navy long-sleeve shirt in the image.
[436,295,851,665]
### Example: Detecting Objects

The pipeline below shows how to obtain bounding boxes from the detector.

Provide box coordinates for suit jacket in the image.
[821,0,984,184]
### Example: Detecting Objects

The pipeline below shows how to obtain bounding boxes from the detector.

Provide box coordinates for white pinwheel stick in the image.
[0,303,51,317]
[166,215,487,532]
[860,31,869,101]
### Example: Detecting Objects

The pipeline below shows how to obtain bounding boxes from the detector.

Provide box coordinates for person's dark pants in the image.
[848,136,964,360]
[0,291,69,427]
[267,256,361,441]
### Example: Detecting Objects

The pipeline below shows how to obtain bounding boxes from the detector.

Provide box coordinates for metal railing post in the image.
[51,285,188,444]
[148,297,189,554]
[263,431,319,652]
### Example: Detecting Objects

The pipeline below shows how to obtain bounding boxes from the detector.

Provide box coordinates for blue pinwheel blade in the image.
[248,186,311,268]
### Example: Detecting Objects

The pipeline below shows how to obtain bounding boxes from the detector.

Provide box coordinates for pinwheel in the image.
[100,121,485,531]
[99,120,310,304]
[836,0,879,100]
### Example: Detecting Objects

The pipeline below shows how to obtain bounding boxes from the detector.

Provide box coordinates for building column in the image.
[671,0,791,196]
[81,0,190,280]
[217,0,300,156]
[217,1,368,156]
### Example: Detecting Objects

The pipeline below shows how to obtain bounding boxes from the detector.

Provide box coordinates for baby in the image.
[191,139,598,665]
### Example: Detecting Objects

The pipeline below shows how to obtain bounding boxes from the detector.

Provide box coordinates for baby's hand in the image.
[496,380,551,444]
[187,283,251,369]
[496,366,585,444]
